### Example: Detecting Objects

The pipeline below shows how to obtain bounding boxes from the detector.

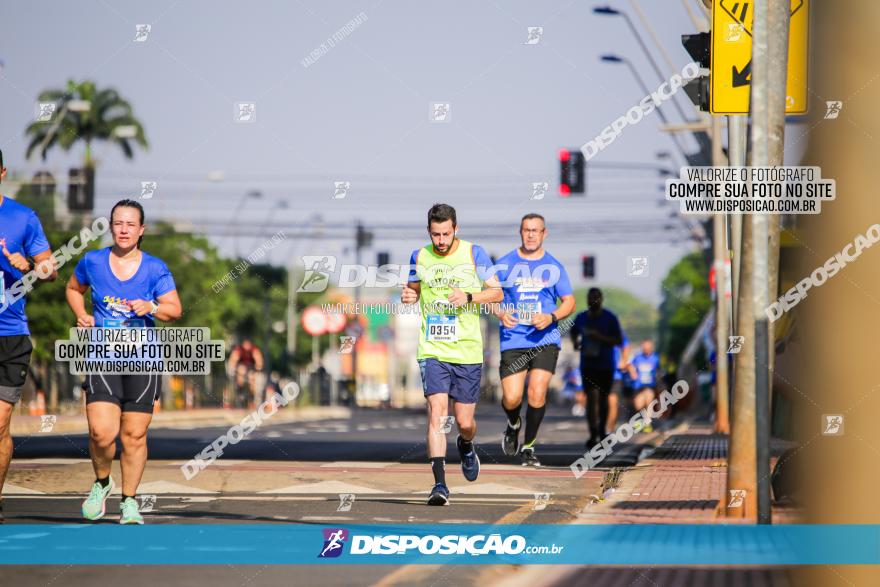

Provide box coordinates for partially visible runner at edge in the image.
[0,148,58,524]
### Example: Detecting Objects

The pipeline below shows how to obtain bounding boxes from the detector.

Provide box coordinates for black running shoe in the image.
[427,483,450,506]
[457,435,480,482]
[520,447,541,467]
[501,420,520,456]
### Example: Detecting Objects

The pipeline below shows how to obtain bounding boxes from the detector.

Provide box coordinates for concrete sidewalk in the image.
[9,406,352,436]
[575,422,801,524]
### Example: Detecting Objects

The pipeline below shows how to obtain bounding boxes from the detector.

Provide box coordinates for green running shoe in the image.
[82,477,114,521]
[119,497,144,525]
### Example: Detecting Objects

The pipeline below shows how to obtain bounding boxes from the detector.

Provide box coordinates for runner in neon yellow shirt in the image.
[401,203,502,506]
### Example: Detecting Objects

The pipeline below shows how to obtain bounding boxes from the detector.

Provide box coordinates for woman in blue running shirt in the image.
[66,199,182,524]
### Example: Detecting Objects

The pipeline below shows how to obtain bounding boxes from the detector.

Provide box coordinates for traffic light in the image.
[582,255,595,279]
[559,148,586,196]
[67,167,94,212]
[681,32,711,112]
[356,223,373,249]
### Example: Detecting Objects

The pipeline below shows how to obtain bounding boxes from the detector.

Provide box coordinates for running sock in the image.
[459,437,474,453]
[524,404,546,448]
[430,457,446,486]
[97,476,110,489]
[122,494,136,502]
[503,403,522,428]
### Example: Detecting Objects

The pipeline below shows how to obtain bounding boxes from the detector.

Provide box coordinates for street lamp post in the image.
[600,53,690,164]
[593,5,695,122]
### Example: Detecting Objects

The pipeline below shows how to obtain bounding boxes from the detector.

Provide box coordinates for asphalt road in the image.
[1,405,789,586]
[11,403,644,466]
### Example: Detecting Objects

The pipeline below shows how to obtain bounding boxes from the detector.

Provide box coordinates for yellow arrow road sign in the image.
[710,0,809,115]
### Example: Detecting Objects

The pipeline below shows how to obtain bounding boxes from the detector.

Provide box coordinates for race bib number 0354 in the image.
[426,315,458,342]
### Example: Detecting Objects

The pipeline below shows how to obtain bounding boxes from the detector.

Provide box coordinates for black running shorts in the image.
[84,373,161,413]
[499,345,560,378]
[0,335,33,404]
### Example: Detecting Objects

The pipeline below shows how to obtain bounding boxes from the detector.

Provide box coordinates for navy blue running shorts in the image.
[418,358,482,404]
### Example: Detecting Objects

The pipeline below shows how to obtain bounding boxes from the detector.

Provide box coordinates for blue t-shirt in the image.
[495,249,573,351]
[74,248,176,327]
[573,308,623,372]
[0,196,51,336]
[631,352,660,389]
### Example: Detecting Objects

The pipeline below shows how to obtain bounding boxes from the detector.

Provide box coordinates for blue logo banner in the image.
[0,524,878,565]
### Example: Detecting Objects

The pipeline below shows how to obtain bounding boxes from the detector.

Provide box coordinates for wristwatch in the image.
[551,313,559,325]
[149,301,160,316]
[466,292,473,304]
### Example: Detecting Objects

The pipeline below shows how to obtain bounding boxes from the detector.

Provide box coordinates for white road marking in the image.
[13,459,92,465]
[1,484,44,495]
[444,482,536,495]
[113,481,216,495]
[319,462,389,468]
[260,480,388,494]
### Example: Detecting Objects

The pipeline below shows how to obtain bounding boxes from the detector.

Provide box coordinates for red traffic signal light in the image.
[559,149,586,195]
[582,255,595,279]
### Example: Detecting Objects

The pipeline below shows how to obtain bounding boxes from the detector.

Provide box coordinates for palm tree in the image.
[24,79,148,167]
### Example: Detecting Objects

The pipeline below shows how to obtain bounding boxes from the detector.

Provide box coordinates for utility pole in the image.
[726,192,757,519]
[712,115,730,434]
[287,262,298,358]
[728,116,747,322]
[726,0,771,518]
[766,0,791,383]
[726,0,786,524]
[748,0,790,526]
[352,223,372,404]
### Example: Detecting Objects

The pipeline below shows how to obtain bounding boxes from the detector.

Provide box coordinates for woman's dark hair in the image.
[111,199,145,248]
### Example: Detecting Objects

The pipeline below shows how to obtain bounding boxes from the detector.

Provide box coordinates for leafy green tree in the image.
[657,251,711,364]
[24,79,147,165]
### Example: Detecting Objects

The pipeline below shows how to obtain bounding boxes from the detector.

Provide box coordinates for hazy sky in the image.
[0,0,806,303]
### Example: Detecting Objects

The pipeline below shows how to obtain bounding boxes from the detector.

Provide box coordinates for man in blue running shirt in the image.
[495,214,575,467]
[628,339,660,432]
[0,149,58,523]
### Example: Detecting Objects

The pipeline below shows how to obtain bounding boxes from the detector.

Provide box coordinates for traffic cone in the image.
[34,390,46,416]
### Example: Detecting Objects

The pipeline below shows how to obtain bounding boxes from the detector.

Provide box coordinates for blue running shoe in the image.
[427,482,450,506]
[457,435,480,482]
